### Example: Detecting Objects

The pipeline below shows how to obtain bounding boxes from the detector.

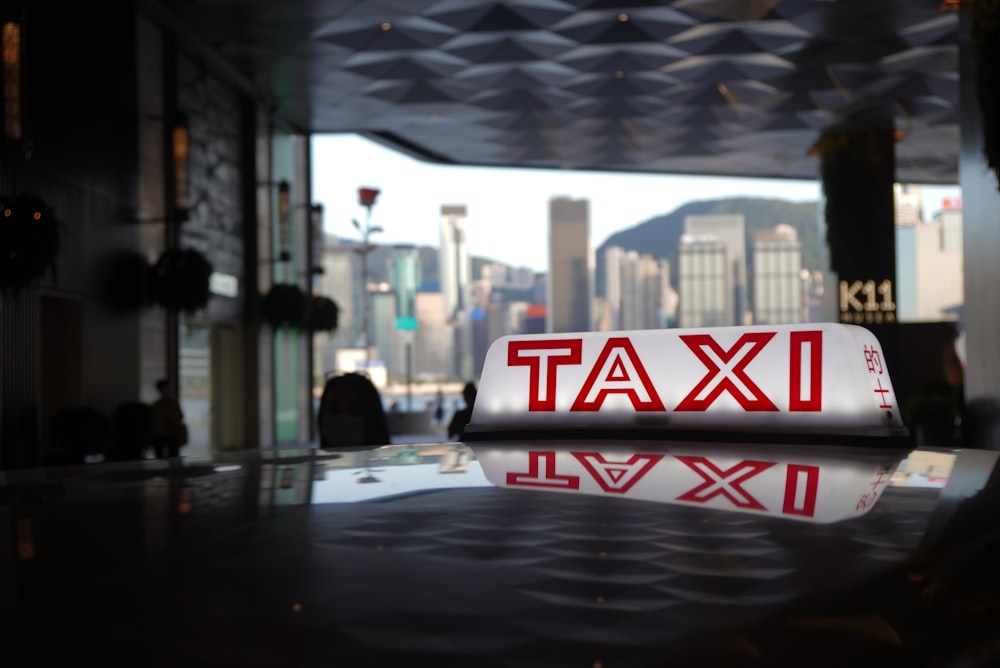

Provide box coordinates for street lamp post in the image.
[354,187,382,368]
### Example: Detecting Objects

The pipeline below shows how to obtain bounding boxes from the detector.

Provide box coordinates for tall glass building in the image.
[440,205,470,320]
[683,214,748,326]
[548,196,593,333]
[753,225,804,325]
[678,235,729,328]
[440,205,472,378]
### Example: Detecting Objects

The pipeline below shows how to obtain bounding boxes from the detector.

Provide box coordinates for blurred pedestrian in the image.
[432,389,445,430]
[149,379,186,458]
[447,381,478,441]
[318,373,391,448]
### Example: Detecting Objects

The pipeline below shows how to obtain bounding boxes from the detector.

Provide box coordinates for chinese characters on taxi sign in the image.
[864,344,893,410]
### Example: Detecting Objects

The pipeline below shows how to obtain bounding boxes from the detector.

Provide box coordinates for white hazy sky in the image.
[312,133,960,272]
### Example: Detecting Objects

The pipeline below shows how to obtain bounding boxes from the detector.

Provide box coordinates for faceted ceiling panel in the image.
[165,0,961,183]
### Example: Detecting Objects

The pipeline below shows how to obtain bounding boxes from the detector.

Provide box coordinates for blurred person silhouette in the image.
[432,389,445,430]
[318,372,391,448]
[149,379,186,458]
[447,381,478,441]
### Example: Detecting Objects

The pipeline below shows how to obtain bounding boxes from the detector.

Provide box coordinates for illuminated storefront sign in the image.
[839,278,896,324]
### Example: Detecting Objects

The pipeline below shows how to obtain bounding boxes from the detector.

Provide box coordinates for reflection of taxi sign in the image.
[474,442,905,523]
[465,323,906,442]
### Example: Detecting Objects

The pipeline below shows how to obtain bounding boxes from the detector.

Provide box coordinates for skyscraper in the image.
[389,245,421,322]
[683,214,748,325]
[439,205,472,378]
[753,224,803,324]
[313,239,356,376]
[415,290,448,380]
[604,246,624,330]
[678,235,729,327]
[604,245,663,330]
[548,196,593,333]
[440,205,470,319]
[371,288,399,377]
[895,197,963,321]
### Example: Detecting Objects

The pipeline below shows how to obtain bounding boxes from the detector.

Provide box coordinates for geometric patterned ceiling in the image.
[165,0,961,183]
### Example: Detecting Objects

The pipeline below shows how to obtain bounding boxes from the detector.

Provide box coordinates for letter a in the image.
[572,338,665,411]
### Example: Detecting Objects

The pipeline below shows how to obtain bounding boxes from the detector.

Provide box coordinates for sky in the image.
[311,133,961,273]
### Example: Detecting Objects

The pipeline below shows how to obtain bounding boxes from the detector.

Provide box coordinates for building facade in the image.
[753,224,804,325]
[896,204,964,322]
[439,204,472,378]
[678,235,729,328]
[313,241,357,379]
[684,214,748,326]
[604,246,663,331]
[548,196,593,333]
[0,3,318,465]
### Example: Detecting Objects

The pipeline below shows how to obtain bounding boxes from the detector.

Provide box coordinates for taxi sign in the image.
[465,323,906,441]
[474,441,906,523]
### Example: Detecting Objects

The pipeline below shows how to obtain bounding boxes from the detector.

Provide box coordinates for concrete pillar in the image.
[959,9,1000,448]
[818,128,898,326]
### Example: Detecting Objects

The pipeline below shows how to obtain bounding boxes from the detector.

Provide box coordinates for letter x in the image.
[675,333,778,411]
[675,456,774,510]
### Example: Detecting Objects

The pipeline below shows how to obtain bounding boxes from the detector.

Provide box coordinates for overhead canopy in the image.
[161,0,961,184]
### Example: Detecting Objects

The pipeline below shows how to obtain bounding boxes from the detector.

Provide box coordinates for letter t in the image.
[508,339,583,411]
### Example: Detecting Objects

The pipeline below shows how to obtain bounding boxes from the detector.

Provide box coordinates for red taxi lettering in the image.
[506,451,580,489]
[508,339,582,411]
[782,464,819,517]
[675,456,774,510]
[572,452,664,494]
[789,331,823,411]
[571,338,665,411]
[509,331,827,414]
[675,333,778,411]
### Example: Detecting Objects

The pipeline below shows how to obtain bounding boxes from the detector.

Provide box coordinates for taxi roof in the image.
[2,441,999,666]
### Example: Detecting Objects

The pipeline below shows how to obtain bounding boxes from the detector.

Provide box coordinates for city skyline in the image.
[314,189,962,384]
[312,134,961,273]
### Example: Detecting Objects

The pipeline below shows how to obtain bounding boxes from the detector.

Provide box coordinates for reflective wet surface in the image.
[3,443,999,666]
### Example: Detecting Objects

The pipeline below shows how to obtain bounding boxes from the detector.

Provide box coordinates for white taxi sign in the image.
[474,442,905,523]
[466,323,905,439]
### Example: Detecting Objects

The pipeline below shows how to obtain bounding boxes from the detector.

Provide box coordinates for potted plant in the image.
[150,248,213,313]
[305,295,339,332]
[0,193,61,291]
[261,283,308,328]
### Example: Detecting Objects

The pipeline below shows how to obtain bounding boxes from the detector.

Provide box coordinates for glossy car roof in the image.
[3,441,998,665]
